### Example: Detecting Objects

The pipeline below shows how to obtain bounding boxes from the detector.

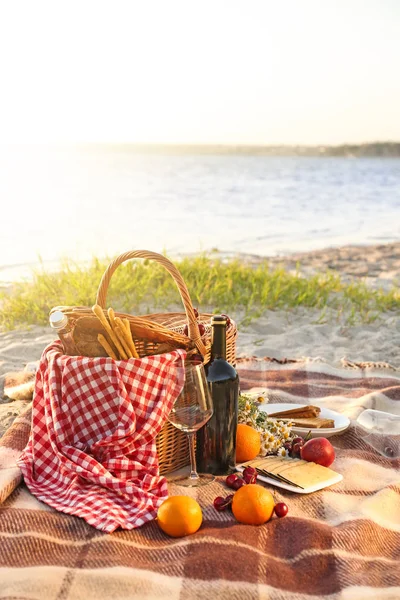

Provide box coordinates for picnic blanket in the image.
[1,358,400,599]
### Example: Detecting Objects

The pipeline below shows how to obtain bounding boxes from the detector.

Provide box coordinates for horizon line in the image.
[2,140,400,148]
[58,140,400,148]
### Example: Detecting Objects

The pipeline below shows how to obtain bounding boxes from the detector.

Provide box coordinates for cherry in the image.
[292,442,303,456]
[242,466,257,484]
[225,473,239,488]
[190,353,204,364]
[213,495,234,511]
[184,323,205,337]
[232,477,246,490]
[274,502,288,518]
[183,323,205,337]
[213,496,226,511]
[292,437,304,446]
[220,314,231,327]
[193,307,199,318]
[243,466,256,475]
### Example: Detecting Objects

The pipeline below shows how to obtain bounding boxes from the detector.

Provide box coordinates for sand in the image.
[207,241,400,290]
[1,242,399,437]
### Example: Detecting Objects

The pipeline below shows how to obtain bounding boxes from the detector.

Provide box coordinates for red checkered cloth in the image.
[17,341,186,533]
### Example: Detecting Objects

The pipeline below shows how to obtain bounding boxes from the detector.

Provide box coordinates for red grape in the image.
[274,502,288,518]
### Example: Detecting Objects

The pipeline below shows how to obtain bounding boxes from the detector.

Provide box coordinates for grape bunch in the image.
[283,436,305,458]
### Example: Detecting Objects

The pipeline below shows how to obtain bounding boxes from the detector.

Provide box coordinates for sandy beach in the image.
[0,242,399,437]
[216,241,400,288]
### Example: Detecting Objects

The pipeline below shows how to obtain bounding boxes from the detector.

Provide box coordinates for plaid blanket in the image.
[1,358,399,599]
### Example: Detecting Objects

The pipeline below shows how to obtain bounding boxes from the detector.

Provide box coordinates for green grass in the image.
[0,255,398,329]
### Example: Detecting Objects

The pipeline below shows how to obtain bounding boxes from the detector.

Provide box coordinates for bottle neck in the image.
[49,312,69,331]
[211,323,227,360]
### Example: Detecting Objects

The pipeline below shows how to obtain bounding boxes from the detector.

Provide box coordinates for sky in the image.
[0,0,399,145]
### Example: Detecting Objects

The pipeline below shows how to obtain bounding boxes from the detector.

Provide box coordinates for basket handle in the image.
[95,250,206,356]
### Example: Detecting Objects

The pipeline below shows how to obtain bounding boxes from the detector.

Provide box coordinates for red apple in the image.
[300,437,335,467]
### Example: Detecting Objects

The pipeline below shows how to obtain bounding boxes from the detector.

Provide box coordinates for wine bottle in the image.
[196,315,239,475]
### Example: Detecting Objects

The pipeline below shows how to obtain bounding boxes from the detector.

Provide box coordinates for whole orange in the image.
[232,484,275,525]
[157,496,202,538]
[236,423,261,463]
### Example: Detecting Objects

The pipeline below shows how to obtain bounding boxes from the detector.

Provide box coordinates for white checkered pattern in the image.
[17,342,186,533]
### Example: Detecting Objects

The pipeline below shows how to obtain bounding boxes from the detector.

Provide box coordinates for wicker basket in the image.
[51,250,237,474]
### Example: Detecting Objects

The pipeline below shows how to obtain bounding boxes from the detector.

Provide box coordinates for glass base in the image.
[168,473,215,487]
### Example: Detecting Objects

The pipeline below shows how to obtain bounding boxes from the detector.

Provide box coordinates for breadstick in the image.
[98,334,118,360]
[109,309,135,359]
[119,317,139,358]
[107,307,118,329]
[92,304,128,360]
[122,318,132,339]
[115,324,133,358]
[107,307,129,356]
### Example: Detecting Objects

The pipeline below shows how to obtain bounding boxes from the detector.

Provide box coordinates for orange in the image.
[232,484,275,525]
[236,423,261,463]
[157,496,202,538]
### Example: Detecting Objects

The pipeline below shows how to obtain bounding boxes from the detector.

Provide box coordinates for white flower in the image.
[277,447,290,458]
[238,393,294,457]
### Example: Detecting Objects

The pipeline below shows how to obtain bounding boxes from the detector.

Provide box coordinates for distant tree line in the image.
[85,142,400,157]
[320,142,400,157]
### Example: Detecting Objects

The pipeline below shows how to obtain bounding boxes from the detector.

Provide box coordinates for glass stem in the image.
[187,432,199,480]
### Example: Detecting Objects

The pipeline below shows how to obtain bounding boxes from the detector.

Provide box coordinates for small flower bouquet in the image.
[238,393,295,457]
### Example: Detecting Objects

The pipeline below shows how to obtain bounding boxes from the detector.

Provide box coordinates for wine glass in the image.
[167,358,215,487]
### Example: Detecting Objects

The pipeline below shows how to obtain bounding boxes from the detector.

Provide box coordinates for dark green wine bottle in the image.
[196,315,239,475]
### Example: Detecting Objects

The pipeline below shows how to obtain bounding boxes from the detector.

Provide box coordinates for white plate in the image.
[257,402,350,438]
[236,462,343,494]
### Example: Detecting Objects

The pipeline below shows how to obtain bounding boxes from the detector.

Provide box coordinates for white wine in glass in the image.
[167,359,214,487]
